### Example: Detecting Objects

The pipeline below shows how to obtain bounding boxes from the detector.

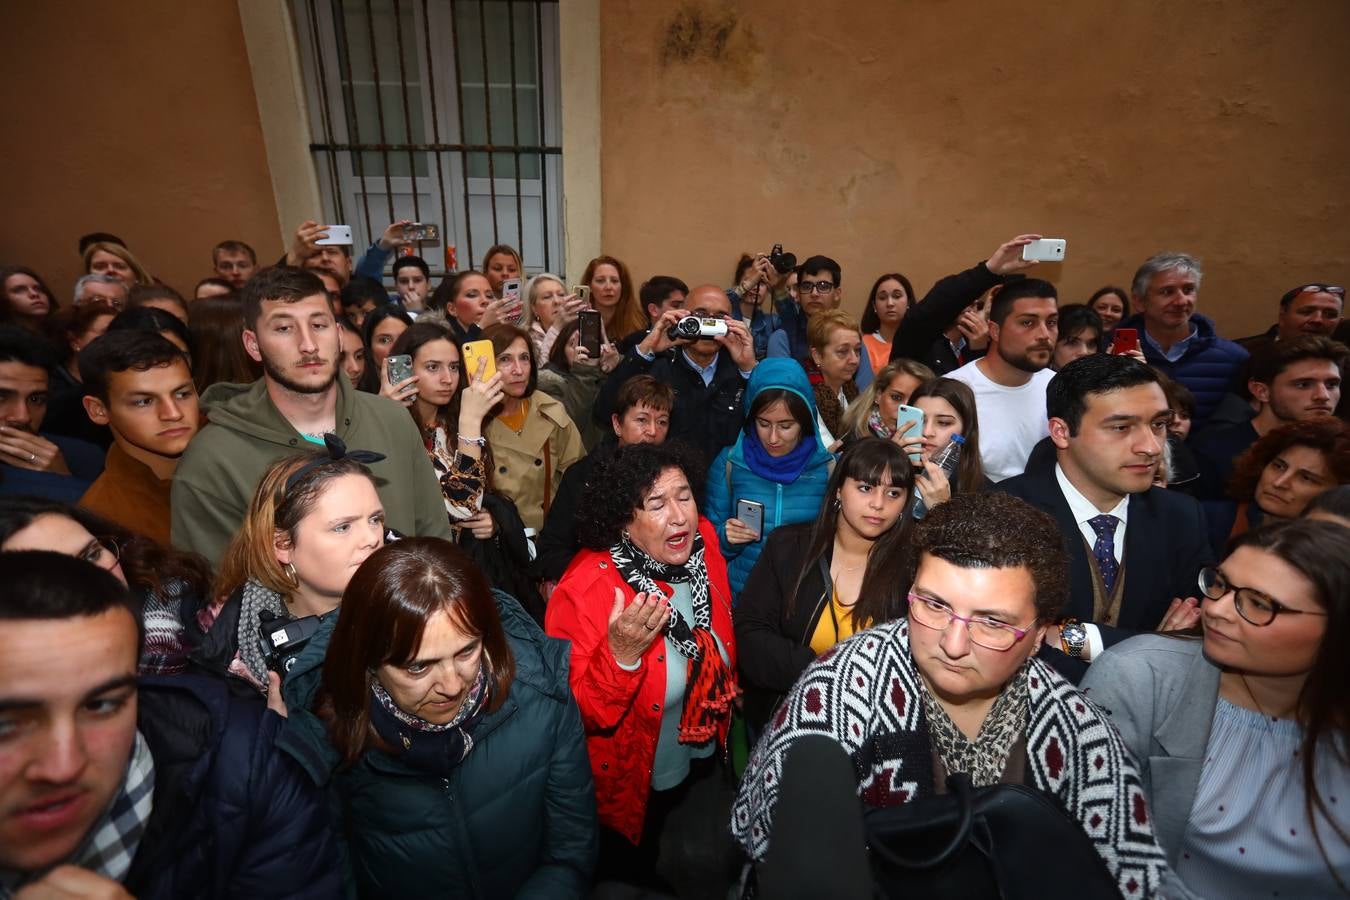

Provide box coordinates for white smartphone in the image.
[894,405,925,464]
[1021,238,1066,262]
[316,225,354,246]
[736,499,765,540]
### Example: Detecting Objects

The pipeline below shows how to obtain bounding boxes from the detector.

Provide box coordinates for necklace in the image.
[1238,673,1290,722]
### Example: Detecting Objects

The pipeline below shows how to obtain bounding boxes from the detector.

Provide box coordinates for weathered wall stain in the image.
[602,0,1350,337]
[658,1,761,85]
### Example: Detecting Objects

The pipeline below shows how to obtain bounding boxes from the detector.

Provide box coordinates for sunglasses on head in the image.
[1284,284,1345,304]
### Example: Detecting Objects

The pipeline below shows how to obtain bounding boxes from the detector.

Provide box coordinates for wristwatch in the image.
[1059,619,1088,659]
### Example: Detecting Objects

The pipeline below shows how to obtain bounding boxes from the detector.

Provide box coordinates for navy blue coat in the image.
[1113,313,1248,425]
[126,674,340,899]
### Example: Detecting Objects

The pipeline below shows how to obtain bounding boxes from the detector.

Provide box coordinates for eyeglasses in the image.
[798,280,837,296]
[77,538,120,570]
[906,593,1032,651]
[1197,567,1328,627]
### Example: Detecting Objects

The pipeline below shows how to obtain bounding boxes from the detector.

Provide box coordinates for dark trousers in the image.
[595,756,719,892]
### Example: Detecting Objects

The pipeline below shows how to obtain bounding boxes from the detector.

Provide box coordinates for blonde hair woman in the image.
[82,241,154,288]
[839,358,936,442]
[806,309,864,448]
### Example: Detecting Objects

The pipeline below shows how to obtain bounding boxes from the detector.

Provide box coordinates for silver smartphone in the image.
[1021,238,1066,262]
[736,498,765,540]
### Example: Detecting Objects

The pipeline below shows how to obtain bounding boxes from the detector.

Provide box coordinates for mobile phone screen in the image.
[578,310,602,356]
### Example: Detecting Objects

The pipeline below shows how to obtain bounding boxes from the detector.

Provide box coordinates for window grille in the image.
[291,0,563,277]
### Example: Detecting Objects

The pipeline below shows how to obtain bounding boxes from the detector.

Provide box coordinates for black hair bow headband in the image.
[285,433,386,491]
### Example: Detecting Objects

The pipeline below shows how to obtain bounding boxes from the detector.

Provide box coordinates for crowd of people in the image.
[0,224,1346,898]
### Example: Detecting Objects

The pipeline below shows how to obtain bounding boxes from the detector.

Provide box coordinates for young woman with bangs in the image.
[735,438,917,731]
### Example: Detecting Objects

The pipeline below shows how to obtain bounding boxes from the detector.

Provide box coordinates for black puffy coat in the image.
[125,674,340,899]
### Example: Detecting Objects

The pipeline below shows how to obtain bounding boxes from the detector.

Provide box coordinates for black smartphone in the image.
[578,310,602,357]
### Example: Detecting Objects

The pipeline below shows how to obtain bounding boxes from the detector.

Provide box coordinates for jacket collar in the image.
[1154,640,1220,758]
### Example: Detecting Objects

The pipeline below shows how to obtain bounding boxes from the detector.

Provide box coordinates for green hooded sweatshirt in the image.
[170,375,451,566]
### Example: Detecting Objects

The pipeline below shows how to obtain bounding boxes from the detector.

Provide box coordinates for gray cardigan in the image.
[1079,633,1220,869]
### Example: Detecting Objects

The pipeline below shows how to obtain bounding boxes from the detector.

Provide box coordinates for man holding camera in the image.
[593,284,757,465]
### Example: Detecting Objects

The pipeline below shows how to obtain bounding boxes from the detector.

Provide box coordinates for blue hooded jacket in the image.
[706,358,834,598]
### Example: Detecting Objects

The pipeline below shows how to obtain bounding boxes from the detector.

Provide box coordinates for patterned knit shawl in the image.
[730,619,1171,898]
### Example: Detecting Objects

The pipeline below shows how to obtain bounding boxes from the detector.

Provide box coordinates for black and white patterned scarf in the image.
[609,528,711,660]
[920,664,1029,787]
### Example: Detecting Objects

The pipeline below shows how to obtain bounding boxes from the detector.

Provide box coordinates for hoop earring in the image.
[832,497,841,511]
[283,562,299,588]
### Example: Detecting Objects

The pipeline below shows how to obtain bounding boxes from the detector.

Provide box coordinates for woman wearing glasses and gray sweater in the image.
[1081,519,1350,899]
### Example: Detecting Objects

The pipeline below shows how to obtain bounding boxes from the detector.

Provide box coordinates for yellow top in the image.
[809,582,865,655]
[496,398,530,434]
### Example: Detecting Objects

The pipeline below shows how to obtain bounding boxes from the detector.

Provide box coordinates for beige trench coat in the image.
[485,391,585,532]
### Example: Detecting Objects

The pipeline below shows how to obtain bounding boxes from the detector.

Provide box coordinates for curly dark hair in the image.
[907,492,1069,623]
[576,441,706,550]
[1227,418,1350,503]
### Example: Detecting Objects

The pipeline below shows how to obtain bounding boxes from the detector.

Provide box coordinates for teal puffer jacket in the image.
[706,358,834,598]
[277,591,598,899]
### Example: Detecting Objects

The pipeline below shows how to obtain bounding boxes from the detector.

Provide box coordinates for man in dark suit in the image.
[997,354,1212,681]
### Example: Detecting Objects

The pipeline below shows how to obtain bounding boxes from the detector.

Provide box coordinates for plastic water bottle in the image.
[912,434,964,520]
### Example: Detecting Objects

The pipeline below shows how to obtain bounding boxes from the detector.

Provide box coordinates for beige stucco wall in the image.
[0,1,282,301]
[597,0,1350,337]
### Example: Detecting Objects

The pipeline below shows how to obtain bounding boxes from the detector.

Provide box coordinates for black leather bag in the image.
[862,773,1121,900]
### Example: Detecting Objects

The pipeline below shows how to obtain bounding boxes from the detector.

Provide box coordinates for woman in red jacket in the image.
[545,441,738,889]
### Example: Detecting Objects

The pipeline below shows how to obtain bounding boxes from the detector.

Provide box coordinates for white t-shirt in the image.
[947,360,1054,481]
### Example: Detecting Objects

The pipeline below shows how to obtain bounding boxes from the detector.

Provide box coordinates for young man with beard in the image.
[998,354,1212,682]
[170,266,449,565]
[948,278,1059,481]
[77,332,200,545]
[1188,335,1346,498]
[0,551,339,898]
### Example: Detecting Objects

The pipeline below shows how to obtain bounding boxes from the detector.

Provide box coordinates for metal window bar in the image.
[301,0,562,278]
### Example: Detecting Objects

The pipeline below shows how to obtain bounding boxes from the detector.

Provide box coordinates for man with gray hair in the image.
[1113,252,1247,425]
[73,273,128,310]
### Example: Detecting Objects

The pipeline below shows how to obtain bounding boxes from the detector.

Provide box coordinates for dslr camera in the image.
[258,609,323,675]
[667,315,729,341]
[768,243,797,275]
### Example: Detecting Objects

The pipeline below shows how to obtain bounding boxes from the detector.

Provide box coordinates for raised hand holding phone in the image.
[380,354,418,407]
